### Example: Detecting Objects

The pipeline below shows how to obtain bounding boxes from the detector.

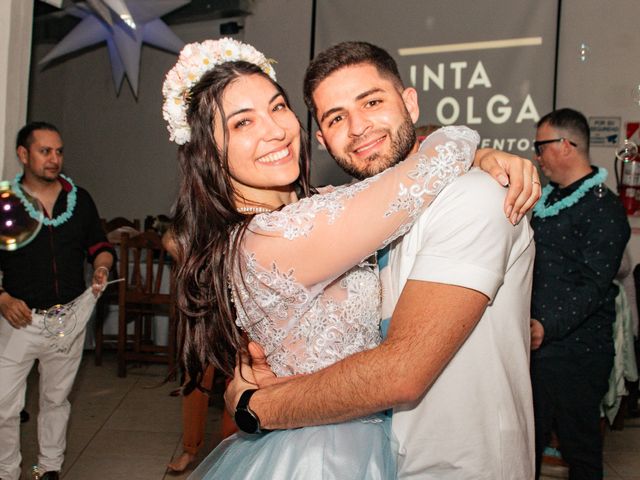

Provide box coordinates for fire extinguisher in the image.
[615,139,640,215]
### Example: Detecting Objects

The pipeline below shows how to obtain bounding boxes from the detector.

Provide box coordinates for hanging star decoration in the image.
[39,0,190,97]
[39,0,66,7]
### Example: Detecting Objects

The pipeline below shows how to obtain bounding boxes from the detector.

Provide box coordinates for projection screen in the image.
[310,0,559,185]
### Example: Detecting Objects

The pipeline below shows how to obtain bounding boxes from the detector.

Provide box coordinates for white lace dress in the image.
[189,126,479,480]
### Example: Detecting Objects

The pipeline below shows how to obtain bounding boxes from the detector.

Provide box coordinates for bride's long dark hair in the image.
[171,61,312,391]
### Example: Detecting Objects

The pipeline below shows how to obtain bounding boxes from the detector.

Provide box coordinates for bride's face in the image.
[214,73,301,203]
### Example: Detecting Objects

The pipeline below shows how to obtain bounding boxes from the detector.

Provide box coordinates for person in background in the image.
[0,122,115,480]
[530,108,630,479]
[167,365,216,473]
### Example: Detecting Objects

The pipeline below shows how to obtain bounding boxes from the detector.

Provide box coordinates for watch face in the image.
[235,408,259,434]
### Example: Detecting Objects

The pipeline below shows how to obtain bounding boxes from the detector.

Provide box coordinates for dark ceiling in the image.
[33,0,252,43]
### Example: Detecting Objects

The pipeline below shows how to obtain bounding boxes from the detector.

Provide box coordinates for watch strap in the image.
[236,388,258,410]
[235,389,271,434]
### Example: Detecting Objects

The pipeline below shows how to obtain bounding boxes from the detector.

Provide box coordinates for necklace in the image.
[533,167,608,219]
[13,173,77,227]
[237,206,272,214]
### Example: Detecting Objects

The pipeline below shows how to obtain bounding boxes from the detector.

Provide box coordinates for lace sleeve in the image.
[243,126,479,287]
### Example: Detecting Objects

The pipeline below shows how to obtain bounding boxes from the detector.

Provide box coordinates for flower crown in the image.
[162,38,277,145]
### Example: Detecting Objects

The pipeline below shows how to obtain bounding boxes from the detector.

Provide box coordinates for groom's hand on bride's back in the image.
[224,341,295,415]
[246,342,303,387]
[246,342,278,386]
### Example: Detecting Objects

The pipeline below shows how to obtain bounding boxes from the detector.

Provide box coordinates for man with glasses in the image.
[534,137,578,157]
[530,108,630,479]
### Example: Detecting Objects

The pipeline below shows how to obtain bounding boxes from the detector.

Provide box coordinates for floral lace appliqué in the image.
[252,179,374,240]
[386,140,472,216]
[382,127,476,245]
[232,254,382,377]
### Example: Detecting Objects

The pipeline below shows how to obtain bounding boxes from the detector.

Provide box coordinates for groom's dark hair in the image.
[303,41,404,122]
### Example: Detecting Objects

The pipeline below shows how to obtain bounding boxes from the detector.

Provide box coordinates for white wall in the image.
[556,0,640,262]
[244,0,312,123]
[1,0,33,180]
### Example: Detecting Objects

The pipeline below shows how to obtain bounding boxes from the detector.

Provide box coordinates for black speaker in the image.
[220,21,243,35]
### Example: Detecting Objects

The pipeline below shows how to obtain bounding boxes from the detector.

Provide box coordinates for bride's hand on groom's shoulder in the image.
[474,148,541,224]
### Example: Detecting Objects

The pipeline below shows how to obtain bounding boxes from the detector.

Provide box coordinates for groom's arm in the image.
[229,282,488,429]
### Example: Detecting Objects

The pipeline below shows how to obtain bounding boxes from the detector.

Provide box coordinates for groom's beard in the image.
[328,115,416,181]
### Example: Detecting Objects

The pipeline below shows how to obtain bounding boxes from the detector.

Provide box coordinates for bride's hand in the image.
[474,148,541,224]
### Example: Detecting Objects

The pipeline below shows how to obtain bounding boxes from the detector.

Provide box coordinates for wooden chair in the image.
[101,216,141,235]
[94,217,141,366]
[116,230,176,377]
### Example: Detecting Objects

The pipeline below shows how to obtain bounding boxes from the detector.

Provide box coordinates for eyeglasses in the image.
[533,138,577,156]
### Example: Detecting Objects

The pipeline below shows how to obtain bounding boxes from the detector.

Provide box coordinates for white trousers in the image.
[0,315,86,480]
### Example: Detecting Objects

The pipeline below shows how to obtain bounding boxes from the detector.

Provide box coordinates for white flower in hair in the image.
[220,40,241,60]
[162,37,277,145]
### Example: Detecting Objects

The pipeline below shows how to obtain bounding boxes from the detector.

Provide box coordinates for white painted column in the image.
[0,0,34,180]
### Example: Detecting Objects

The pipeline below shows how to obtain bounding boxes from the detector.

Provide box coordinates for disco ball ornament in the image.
[578,42,591,62]
[0,181,43,251]
[43,303,78,338]
[615,139,638,161]
[632,85,640,107]
[593,183,607,198]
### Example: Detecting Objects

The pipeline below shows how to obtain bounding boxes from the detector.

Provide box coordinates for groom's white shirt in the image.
[380,169,535,479]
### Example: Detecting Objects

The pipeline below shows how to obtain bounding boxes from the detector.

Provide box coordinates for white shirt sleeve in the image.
[408,169,533,301]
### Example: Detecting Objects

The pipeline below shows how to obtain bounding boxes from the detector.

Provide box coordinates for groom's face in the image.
[312,63,419,180]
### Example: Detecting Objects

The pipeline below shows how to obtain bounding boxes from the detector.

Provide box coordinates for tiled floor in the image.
[16,351,640,479]
[538,413,640,479]
[602,420,640,480]
[534,416,640,480]
[19,352,224,480]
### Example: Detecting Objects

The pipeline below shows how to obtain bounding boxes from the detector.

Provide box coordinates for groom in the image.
[228,41,537,479]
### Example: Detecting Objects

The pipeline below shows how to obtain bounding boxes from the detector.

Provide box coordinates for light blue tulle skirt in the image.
[188,413,397,479]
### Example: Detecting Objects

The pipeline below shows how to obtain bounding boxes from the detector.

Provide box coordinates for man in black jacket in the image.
[530,108,630,480]
[0,122,115,480]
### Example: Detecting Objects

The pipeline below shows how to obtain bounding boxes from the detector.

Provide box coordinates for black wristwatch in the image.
[234,389,270,434]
